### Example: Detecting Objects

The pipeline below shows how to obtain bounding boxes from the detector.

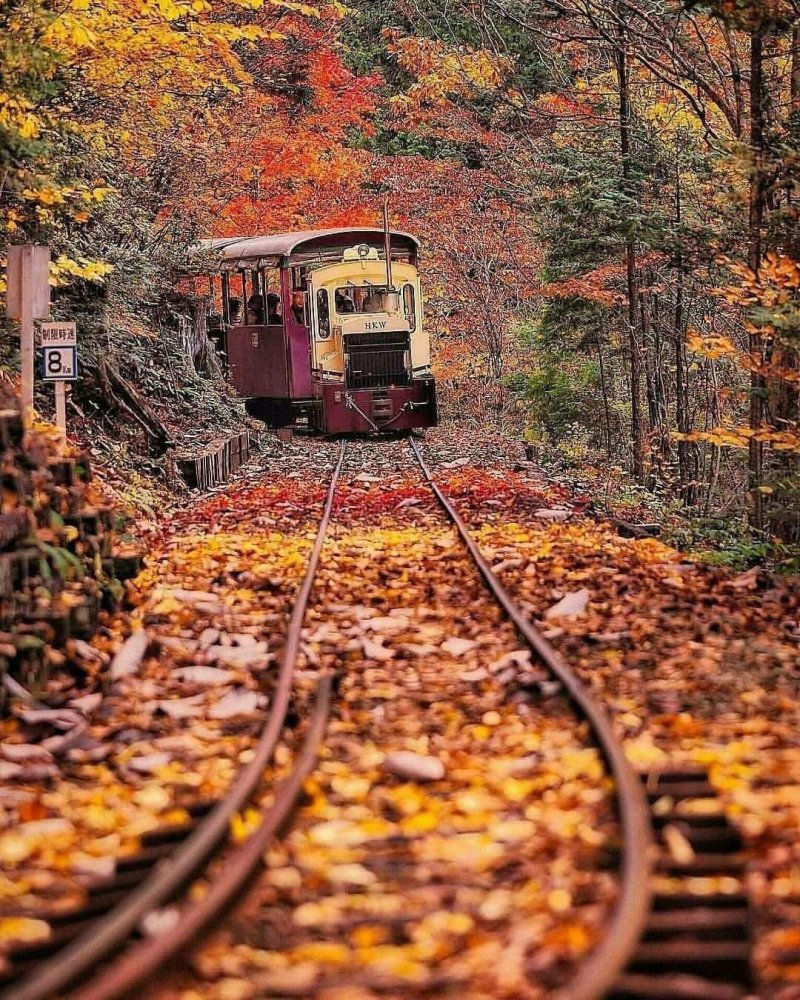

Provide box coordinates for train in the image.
[194,227,438,435]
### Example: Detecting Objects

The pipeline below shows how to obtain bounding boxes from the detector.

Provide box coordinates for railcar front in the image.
[308,243,437,434]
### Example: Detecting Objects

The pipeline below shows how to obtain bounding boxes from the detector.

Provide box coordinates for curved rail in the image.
[5,441,347,1000]
[408,436,653,1000]
[78,675,333,1000]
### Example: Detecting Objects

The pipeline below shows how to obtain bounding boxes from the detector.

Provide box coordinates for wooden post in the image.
[55,383,66,434]
[5,245,51,426]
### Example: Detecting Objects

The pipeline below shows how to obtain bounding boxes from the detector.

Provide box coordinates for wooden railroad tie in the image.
[612,767,753,1000]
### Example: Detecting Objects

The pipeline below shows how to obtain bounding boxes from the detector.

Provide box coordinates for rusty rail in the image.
[408,435,654,1000]
[4,441,347,1000]
[77,675,333,1000]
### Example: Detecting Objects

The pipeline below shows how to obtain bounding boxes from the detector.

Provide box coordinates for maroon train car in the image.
[197,228,437,434]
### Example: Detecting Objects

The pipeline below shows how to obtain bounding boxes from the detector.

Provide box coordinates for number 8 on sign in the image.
[42,346,77,381]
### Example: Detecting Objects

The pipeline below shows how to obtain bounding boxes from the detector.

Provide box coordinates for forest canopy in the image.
[2,0,799,552]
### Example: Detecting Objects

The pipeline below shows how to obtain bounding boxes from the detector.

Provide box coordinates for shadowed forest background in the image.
[2,0,799,565]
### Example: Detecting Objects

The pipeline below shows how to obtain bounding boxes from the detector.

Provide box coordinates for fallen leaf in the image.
[158,695,207,719]
[140,907,181,937]
[383,751,445,782]
[545,589,590,619]
[128,753,171,774]
[0,917,51,946]
[209,689,259,719]
[110,631,150,680]
[1,743,53,763]
[173,666,235,686]
[361,637,394,661]
[441,637,477,657]
[663,824,696,864]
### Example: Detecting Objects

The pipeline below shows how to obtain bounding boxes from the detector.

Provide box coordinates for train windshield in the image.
[335,285,392,314]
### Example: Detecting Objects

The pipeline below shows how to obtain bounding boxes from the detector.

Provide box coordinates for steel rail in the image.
[4,440,347,1000]
[77,674,333,1000]
[408,436,653,1000]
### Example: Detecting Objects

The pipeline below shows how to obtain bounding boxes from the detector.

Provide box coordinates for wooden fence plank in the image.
[176,430,252,491]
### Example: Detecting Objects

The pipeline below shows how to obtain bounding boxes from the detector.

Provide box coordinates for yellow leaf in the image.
[290,941,351,965]
[327,864,377,886]
[663,824,695,864]
[400,811,439,835]
[330,775,371,801]
[0,917,51,946]
[151,596,184,615]
[547,888,572,913]
[230,808,261,843]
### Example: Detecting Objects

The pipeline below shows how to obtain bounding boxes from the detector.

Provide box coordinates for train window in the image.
[262,267,281,324]
[220,273,231,324]
[403,284,417,331]
[316,289,331,339]
[233,271,247,323]
[336,285,388,314]
[335,288,357,314]
[242,270,265,324]
[262,267,279,295]
[223,273,245,326]
[291,291,307,326]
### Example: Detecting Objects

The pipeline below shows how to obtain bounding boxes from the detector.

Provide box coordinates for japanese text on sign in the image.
[38,321,77,347]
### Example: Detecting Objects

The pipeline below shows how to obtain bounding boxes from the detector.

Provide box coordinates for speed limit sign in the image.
[41,346,77,380]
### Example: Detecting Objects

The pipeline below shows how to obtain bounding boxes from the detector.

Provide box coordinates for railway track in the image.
[0,447,346,1000]
[407,437,652,998]
[0,438,758,999]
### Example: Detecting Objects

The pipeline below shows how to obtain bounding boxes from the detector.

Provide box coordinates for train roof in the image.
[196,228,420,268]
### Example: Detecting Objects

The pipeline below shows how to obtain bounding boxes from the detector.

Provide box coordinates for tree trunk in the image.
[596,333,613,459]
[642,292,658,430]
[95,360,171,455]
[615,8,646,482]
[704,358,722,518]
[774,24,800,427]
[770,22,800,540]
[673,169,698,506]
[191,298,211,373]
[747,27,766,530]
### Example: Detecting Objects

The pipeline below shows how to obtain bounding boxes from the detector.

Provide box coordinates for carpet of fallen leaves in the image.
[0,450,332,955]
[152,439,617,999]
[2,428,799,998]
[473,519,800,992]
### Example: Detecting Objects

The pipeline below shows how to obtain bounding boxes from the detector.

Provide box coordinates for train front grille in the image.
[345,331,412,390]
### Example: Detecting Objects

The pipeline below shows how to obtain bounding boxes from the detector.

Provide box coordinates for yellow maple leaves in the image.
[43,0,268,108]
[386,33,513,107]
[687,331,737,360]
[678,424,800,452]
[51,255,114,286]
[682,251,800,458]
